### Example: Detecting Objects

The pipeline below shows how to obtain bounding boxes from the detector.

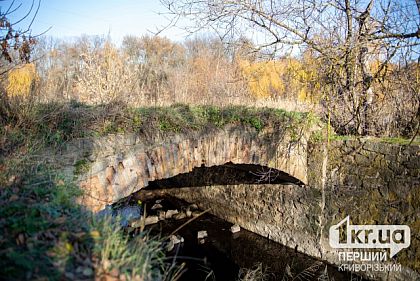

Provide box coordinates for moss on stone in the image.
[74,159,90,175]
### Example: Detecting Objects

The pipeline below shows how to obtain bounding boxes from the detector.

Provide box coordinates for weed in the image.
[92,216,173,280]
[238,263,268,281]
[0,159,180,280]
[74,159,90,175]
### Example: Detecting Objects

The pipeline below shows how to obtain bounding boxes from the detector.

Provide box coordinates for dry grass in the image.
[238,263,269,281]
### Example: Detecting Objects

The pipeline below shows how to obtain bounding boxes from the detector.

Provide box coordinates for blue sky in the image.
[2,0,418,50]
[2,0,189,43]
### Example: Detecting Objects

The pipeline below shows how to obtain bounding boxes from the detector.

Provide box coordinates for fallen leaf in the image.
[65,242,73,253]
[90,230,101,239]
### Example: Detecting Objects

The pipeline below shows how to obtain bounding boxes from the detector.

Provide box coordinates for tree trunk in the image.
[358,0,375,135]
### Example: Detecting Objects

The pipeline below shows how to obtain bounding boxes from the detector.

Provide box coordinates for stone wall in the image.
[161,184,323,258]
[155,139,420,280]
[321,140,420,280]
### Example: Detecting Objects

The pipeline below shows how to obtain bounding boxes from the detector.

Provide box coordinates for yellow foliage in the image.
[6,63,38,97]
[239,60,285,98]
[239,58,320,102]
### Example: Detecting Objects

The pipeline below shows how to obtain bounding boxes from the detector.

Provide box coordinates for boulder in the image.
[230,224,241,233]
[144,216,159,225]
[165,209,179,219]
[197,230,208,239]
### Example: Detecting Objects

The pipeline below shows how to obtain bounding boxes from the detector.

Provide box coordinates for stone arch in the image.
[75,125,308,212]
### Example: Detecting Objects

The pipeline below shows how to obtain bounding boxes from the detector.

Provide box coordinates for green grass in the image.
[92,217,182,280]
[1,102,314,158]
[0,161,180,280]
[1,101,195,280]
[0,164,87,280]
[329,135,420,145]
[378,136,420,145]
[74,159,90,175]
[128,104,309,134]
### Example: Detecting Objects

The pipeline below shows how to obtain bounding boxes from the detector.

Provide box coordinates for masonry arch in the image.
[75,126,309,212]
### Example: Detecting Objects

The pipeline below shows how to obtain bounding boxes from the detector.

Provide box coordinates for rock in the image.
[192,211,201,217]
[173,212,187,220]
[165,209,179,219]
[151,203,163,210]
[132,215,160,227]
[197,230,208,239]
[166,234,184,252]
[170,234,184,244]
[186,209,192,217]
[97,205,143,228]
[155,199,163,204]
[157,210,166,220]
[230,224,241,233]
[144,216,159,226]
[116,206,142,226]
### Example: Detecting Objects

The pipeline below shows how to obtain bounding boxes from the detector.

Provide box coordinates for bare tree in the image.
[161,0,420,135]
[0,0,43,75]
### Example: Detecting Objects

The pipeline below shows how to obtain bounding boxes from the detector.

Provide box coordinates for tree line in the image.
[1,0,419,138]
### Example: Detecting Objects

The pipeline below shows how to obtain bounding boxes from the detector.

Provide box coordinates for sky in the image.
[2,0,418,55]
[1,0,189,44]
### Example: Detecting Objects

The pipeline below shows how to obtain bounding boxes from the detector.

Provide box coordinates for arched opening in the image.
[114,163,353,281]
[145,162,304,190]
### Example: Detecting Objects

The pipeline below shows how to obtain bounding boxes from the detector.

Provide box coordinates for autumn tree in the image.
[122,35,185,104]
[69,36,133,104]
[161,0,420,136]
[1,0,42,123]
[0,0,40,75]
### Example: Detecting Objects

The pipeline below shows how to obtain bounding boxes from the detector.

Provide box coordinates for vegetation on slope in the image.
[0,101,317,280]
[0,159,182,280]
[1,101,316,157]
